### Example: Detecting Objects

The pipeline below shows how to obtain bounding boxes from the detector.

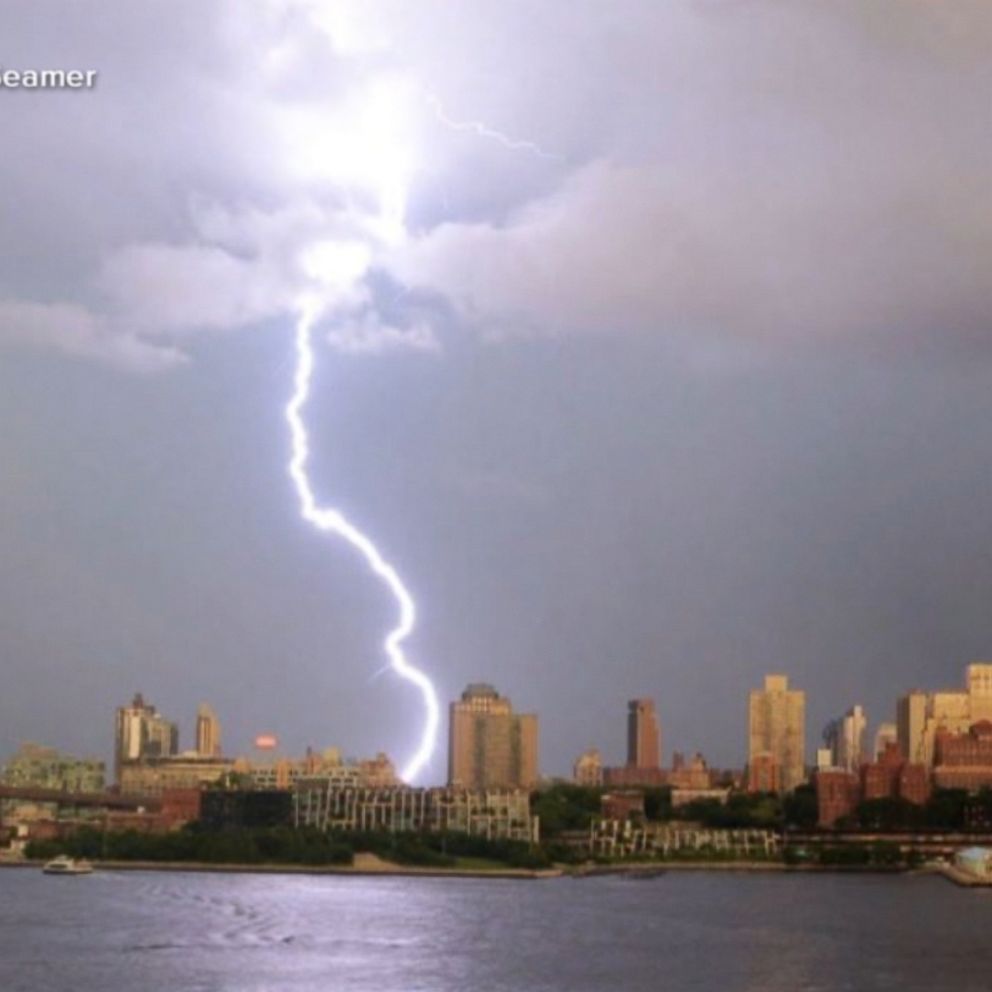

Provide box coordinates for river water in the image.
[0,868,988,991]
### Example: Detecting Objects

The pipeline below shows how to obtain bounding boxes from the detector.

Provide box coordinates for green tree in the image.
[924,789,967,830]
[856,797,922,832]
[642,787,673,821]
[530,785,602,838]
[783,785,818,830]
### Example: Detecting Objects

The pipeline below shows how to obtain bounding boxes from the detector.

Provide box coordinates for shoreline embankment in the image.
[935,864,992,887]
[571,861,910,877]
[0,853,561,881]
[4,856,987,885]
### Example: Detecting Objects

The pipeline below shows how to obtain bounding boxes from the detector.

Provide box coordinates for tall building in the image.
[447,683,539,790]
[897,665,992,768]
[897,690,927,764]
[823,705,866,772]
[114,693,178,783]
[195,703,221,758]
[968,664,992,709]
[747,751,782,793]
[627,699,661,770]
[603,699,666,787]
[748,674,805,793]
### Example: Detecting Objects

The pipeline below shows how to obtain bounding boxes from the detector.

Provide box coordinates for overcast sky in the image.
[3,1,992,782]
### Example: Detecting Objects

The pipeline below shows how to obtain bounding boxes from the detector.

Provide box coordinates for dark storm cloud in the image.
[391,2,992,352]
[5,2,992,368]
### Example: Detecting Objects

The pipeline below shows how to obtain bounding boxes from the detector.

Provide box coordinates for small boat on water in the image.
[42,856,94,876]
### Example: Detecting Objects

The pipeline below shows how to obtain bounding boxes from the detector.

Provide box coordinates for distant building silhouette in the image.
[897,689,928,765]
[602,698,666,787]
[627,699,661,770]
[573,748,603,786]
[447,683,538,789]
[934,720,992,791]
[748,675,805,793]
[815,740,930,827]
[873,722,897,761]
[822,705,866,772]
[897,664,992,767]
[118,755,233,796]
[1,742,105,793]
[669,752,711,790]
[195,703,221,758]
[114,693,178,784]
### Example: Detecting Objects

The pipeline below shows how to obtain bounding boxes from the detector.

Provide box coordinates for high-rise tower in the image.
[823,705,866,772]
[748,675,805,793]
[195,703,221,758]
[447,683,538,789]
[114,693,178,783]
[626,699,661,770]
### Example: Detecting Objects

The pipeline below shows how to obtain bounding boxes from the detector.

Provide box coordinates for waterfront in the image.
[1,870,990,991]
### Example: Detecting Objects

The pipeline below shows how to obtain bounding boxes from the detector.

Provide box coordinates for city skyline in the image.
[10,663,992,790]
[12,664,992,828]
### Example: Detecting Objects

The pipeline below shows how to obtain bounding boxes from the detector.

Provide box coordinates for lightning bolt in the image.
[277,82,551,785]
[427,95,562,161]
[285,301,440,783]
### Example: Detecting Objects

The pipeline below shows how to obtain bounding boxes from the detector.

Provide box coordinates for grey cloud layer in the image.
[391,2,992,348]
[2,1,992,368]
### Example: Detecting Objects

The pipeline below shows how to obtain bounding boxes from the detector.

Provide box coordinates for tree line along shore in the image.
[18,783,992,874]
